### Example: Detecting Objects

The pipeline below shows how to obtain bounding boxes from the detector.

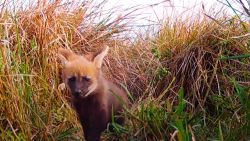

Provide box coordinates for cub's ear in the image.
[58,48,73,66]
[93,46,109,69]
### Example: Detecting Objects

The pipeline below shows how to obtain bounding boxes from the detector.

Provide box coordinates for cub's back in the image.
[106,80,128,118]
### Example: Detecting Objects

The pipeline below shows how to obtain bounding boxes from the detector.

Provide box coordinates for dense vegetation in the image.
[0,0,249,140]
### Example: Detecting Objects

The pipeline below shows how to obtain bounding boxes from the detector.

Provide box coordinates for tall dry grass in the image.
[0,0,249,140]
[113,14,250,140]
[0,0,131,140]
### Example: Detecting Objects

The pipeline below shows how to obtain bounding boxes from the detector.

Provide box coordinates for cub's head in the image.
[58,46,109,98]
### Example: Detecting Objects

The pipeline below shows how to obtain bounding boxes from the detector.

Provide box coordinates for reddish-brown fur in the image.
[58,47,128,141]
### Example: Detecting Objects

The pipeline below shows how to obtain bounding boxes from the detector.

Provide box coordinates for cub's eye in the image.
[68,76,76,82]
[82,76,91,82]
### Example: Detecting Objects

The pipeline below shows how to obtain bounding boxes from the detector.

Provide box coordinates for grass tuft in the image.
[0,0,249,140]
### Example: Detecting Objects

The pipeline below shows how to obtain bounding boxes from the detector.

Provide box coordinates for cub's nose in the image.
[73,90,82,96]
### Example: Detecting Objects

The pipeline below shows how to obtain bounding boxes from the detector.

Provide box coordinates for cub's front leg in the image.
[80,108,109,141]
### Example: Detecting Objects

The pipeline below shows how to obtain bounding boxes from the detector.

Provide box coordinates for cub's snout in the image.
[67,75,92,97]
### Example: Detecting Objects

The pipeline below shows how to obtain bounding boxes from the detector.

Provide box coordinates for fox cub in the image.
[58,46,128,141]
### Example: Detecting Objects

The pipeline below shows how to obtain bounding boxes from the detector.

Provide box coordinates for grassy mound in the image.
[117,17,250,140]
[0,0,249,140]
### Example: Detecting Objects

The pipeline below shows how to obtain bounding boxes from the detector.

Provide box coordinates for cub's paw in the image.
[58,83,66,91]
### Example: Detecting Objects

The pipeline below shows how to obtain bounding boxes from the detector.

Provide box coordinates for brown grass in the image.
[0,0,249,140]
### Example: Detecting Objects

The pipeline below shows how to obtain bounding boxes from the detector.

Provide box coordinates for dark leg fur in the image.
[84,132,101,141]
[115,116,124,125]
[108,115,124,132]
[83,128,102,141]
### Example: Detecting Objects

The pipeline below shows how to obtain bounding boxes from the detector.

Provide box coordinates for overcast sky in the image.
[83,0,235,37]
[102,0,220,25]
[13,0,240,30]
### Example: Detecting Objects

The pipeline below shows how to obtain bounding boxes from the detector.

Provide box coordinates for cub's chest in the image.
[73,97,108,120]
